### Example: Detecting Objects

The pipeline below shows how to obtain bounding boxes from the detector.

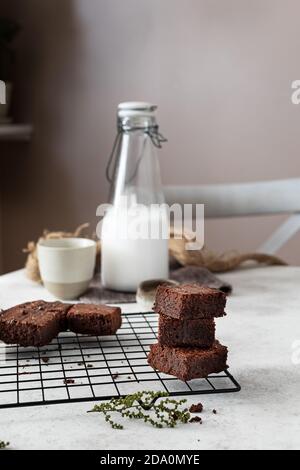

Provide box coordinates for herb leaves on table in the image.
[0,441,9,449]
[88,391,191,430]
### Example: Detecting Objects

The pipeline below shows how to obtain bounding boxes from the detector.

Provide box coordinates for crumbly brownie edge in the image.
[67,305,122,335]
[0,314,61,347]
[154,284,226,319]
[147,342,228,381]
[158,315,215,348]
[0,301,73,347]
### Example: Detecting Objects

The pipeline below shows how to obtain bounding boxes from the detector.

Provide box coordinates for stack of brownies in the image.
[147,284,228,382]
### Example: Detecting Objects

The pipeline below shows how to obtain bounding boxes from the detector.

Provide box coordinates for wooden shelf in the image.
[0,124,33,142]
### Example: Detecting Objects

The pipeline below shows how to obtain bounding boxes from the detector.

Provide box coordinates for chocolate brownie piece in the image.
[147,341,228,381]
[67,304,122,335]
[154,284,226,319]
[158,314,215,348]
[0,300,72,347]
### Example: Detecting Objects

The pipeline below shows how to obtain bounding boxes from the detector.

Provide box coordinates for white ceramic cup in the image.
[37,238,97,300]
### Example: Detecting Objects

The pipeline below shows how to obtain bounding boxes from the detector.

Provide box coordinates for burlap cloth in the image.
[78,265,232,304]
[24,225,285,284]
[23,224,286,304]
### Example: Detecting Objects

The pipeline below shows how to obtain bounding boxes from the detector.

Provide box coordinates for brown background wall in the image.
[0,0,300,273]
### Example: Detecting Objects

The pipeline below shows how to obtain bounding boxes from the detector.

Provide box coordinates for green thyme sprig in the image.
[88,391,190,430]
[0,441,9,449]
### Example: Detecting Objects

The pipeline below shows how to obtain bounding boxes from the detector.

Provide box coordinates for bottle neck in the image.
[106,114,167,206]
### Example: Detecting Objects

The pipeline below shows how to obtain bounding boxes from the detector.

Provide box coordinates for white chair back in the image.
[164,179,300,218]
[164,179,300,254]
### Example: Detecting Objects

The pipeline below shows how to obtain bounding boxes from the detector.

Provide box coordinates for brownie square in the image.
[154,284,226,319]
[0,300,72,347]
[158,314,215,348]
[147,341,228,381]
[67,304,122,335]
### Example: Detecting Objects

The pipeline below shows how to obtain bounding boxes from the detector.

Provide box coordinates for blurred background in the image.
[0,0,299,274]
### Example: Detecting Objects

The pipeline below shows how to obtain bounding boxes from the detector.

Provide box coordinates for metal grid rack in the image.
[0,312,240,409]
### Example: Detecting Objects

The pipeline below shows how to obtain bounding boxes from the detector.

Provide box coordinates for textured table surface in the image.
[0,267,299,450]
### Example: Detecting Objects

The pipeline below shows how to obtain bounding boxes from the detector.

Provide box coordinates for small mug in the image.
[37,238,97,300]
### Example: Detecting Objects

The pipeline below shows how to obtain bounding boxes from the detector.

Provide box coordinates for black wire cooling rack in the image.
[0,312,240,409]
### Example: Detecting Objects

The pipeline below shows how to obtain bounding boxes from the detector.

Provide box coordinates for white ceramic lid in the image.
[118,101,157,118]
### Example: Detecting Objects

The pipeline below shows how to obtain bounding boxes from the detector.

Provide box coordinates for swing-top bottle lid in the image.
[118,102,157,118]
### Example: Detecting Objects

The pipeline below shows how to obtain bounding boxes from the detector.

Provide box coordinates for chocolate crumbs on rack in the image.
[41,357,49,364]
[189,403,203,413]
[64,379,75,385]
[189,416,202,424]
[212,409,217,414]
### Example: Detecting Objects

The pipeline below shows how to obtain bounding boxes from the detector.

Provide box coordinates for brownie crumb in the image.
[212,409,217,414]
[112,373,119,380]
[87,364,93,368]
[41,357,49,364]
[64,379,75,384]
[189,403,203,413]
[189,416,202,424]
[77,362,83,366]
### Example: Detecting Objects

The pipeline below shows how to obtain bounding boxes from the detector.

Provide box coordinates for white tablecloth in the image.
[0,267,299,450]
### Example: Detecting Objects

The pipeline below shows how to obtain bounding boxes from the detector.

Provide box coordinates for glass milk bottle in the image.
[101,102,169,292]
